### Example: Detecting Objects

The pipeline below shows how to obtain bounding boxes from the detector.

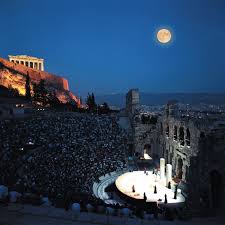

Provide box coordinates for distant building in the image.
[8,55,44,71]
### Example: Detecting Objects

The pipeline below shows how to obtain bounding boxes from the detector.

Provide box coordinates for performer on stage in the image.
[143,192,147,202]
[164,194,168,204]
[132,185,135,193]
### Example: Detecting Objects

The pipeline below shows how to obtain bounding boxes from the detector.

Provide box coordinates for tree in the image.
[86,92,97,112]
[91,93,95,105]
[32,79,48,106]
[25,72,31,100]
[60,99,78,112]
[47,91,61,108]
[80,96,83,105]
[68,99,78,111]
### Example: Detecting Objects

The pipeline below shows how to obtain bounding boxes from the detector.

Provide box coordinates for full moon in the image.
[157,28,172,44]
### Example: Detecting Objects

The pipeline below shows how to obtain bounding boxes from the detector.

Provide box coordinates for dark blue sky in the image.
[1,0,225,96]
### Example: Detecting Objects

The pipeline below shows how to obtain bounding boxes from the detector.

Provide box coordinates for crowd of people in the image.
[0,112,128,204]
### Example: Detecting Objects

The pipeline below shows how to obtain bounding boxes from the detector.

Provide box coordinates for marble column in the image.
[160,158,165,180]
[166,164,172,185]
[41,62,44,71]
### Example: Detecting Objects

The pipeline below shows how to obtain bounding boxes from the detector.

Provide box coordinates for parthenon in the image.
[8,55,44,71]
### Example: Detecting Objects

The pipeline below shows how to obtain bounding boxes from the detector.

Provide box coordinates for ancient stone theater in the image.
[125,89,225,214]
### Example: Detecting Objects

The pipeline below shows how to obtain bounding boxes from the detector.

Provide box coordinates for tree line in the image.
[24,72,111,114]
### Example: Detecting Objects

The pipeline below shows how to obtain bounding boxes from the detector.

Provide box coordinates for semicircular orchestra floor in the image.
[115,171,185,206]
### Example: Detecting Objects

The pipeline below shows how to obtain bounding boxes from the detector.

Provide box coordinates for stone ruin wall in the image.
[158,117,206,181]
[126,89,225,213]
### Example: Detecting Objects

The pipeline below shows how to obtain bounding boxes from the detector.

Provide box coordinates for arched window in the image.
[186,128,190,146]
[179,127,184,146]
[174,126,177,140]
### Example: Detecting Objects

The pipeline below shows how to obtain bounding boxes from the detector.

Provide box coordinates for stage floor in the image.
[115,171,185,205]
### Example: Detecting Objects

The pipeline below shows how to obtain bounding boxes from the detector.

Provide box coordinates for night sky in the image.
[1,0,225,97]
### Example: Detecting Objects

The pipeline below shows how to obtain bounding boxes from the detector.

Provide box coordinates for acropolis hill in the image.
[0,56,80,105]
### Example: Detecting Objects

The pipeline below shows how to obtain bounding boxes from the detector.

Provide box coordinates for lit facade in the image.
[8,55,44,71]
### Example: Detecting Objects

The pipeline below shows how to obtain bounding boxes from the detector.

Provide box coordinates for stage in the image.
[115,171,185,206]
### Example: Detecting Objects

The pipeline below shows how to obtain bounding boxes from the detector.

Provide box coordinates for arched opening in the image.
[143,144,151,160]
[200,132,205,139]
[166,124,169,137]
[186,128,190,146]
[174,126,177,140]
[179,127,184,146]
[210,170,224,209]
[177,158,183,179]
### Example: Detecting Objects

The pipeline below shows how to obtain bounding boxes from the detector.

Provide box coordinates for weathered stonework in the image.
[126,89,139,115]
[126,89,225,215]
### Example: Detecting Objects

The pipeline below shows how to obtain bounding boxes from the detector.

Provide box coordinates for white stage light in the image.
[115,171,185,206]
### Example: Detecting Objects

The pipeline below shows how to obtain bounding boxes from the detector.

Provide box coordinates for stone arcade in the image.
[8,55,44,71]
[126,89,225,214]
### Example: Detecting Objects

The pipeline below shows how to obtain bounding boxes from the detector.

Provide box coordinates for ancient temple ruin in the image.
[8,55,44,71]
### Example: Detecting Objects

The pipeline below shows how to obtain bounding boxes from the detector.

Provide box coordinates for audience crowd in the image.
[0,112,188,220]
[0,112,128,204]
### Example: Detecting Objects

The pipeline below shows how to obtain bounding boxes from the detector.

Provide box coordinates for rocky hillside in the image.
[0,57,80,105]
